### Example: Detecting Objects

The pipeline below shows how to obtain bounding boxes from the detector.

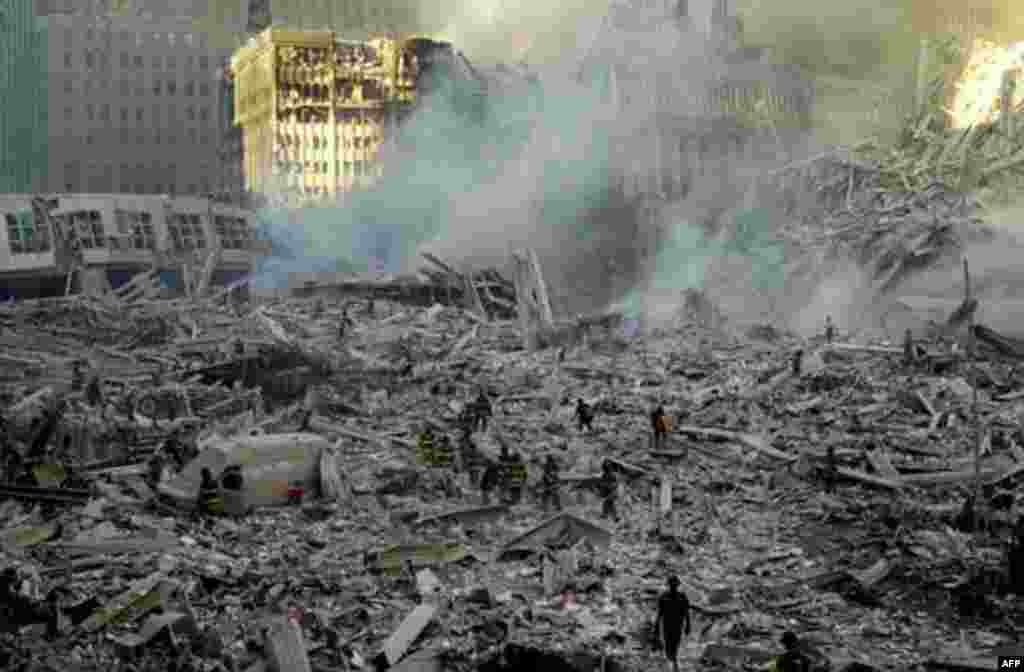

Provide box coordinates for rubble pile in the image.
[1,254,1023,672]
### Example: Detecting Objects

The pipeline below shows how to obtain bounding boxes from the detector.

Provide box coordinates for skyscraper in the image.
[0,0,49,192]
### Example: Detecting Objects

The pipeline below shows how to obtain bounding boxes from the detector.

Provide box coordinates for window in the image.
[167,212,206,251]
[200,133,209,145]
[133,54,142,68]
[187,55,195,69]
[86,134,93,145]
[199,55,209,70]
[120,108,128,122]
[199,106,208,121]
[154,133,161,145]
[67,210,106,249]
[64,29,72,47]
[153,80,161,95]
[188,129,196,143]
[152,55,161,69]
[199,82,210,97]
[85,28,94,41]
[86,104,94,121]
[184,33,194,47]
[84,79,92,94]
[85,51,94,68]
[64,79,72,94]
[64,107,72,121]
[167,55,176,68]
[167,80,177,95]
[120,80,130,95]
[115,210,155,249]
[186,106,195,121]
[64,52,72,68]
[120,53,130,68]
[214,215,251,250]
[185,81,194,96]
[168,33,177,47]
[5,209,51,254]
[100,104,109,121]
[135,83,143,96]
[136,108,143,122]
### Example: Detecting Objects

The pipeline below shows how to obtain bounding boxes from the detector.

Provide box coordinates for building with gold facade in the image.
[229,27,467,203]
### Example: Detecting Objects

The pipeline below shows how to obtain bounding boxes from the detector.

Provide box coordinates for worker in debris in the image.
[434,434,453,469]
[575,398,594,433]
[70,361,85,393]
[771,631,812,672]
[28,399,66,459]
[84,373,103,407]
[791,349,803,377]
[480,460,502,505]
[651,405,669,451]
[825,316,835,344]
[147,450,166,487]
[221,464,244,491]
[822,445,837,494]
[654,575,691,672]
[504,449,528,505]
[540,454,561,512]
[1008,515,1024,594]
[311,298,324,318]
[366,297,375,317]
[473,390,493,432]
[599,460,618,520]
[287,479,305,506]
[903,328,915,367]
[160,429,186,473]
[198,467,223,517]
[417,426,436,467]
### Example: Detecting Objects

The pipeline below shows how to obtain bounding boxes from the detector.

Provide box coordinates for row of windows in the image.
[59,129,214,146]
[275,160,377,176]
[65,51,213,72]
[278,135,380,150]
[73,105,211,122]
[70,29,206,49]
[66,105,211,123]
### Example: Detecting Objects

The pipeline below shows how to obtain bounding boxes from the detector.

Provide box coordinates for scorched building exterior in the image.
[229,27,464,203]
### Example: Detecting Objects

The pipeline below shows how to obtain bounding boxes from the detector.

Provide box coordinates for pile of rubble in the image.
[1,244,1023,672]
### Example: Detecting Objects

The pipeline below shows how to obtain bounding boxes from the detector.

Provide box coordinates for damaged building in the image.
[230,28,477,204]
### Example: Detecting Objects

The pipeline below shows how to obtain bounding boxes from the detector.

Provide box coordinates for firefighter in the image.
[85,373,103,407]
[599,460,618,520]
[147,450,165,487]
[791,349,803,377]
[434,434,453,469]
[824,315,835,344]
[575,398,594,433]
[540,454,561,512]
[458,426,480,480]
[771,631,812,672]
[505,450,528,505]
[197,468,223,516]
[417,426,436,466]
[651,405,669,451]
[822,445,837,494]
[473,390,492,432]
[1008,515,1024,594]
[653,575,691,672]
[480,461,502,505]
[70,361,85,393]
[287,479,305,506]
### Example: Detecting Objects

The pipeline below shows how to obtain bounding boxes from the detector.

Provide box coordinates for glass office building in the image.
[0,0,48,193]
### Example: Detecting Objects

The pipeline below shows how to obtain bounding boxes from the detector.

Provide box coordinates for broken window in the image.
[4,209,51,255]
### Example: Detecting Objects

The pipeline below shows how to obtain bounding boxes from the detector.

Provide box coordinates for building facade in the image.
[0,193,260,299]
[230,28,464,202]
[39,11,237,196]
[0,0,49,193]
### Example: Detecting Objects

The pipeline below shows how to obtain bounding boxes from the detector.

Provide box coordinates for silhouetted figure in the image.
[575,399,594,432]
[651,405,668,450]
[791,349,803,377]
[599,460,617,520]
[825,315,835,344]
[773,631,811,672]
[654,575,691,672]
